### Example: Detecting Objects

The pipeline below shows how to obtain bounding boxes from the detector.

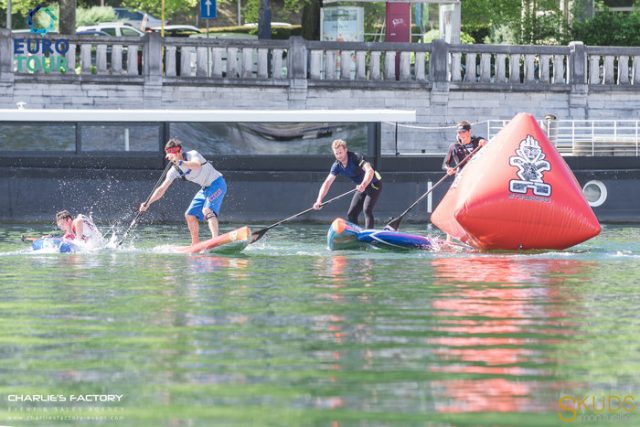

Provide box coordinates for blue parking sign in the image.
[200,0,217,19]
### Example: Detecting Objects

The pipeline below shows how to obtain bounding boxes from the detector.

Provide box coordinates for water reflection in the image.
[185,254,250,275]
[428,256,593,414]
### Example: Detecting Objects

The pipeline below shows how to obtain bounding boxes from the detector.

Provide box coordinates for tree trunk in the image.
[258,0,271,40]
[301,0,321,41]
[59,0,77,35]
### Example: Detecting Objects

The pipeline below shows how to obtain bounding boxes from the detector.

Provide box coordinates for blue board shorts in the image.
[185,176,227,221]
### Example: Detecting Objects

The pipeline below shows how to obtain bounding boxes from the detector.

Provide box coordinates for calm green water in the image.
[0,223,639,427]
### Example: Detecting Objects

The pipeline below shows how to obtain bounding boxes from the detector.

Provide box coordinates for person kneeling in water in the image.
[55,210,105,248]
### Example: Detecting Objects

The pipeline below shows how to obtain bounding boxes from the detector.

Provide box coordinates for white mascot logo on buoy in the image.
[508,135,552,197]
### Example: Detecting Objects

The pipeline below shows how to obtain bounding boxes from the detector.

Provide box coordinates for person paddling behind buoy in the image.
[139,139,227,245]
[313,139,382,229]
[55,210,105,248]
[443,121,488,175]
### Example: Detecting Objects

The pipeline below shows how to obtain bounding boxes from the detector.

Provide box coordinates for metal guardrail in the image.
[487,119,640,156]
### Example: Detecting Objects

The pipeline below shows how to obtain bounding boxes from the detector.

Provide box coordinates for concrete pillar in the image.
[429,39,450,111]
[569,41,588,117]
[569,41,586,85]
[429,39,448,84]
[143,32,163,107]
[288,37,307,80]
[0,29,15,83]
[143,32,163,84]
[288,37,308,104]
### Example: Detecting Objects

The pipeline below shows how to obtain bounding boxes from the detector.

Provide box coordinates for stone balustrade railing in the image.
[2,29,640,89]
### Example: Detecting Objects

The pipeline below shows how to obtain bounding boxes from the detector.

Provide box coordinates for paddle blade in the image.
[385,217,402,231]
[251,228,268,243]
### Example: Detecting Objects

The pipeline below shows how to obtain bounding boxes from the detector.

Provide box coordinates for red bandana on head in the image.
[165,146,181,154]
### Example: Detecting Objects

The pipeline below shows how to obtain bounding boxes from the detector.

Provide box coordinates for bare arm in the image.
[313,174,336,210]
[140,178,172,212]
[443,145,456,175]
[71,218,83,240]
[357,162,375,192]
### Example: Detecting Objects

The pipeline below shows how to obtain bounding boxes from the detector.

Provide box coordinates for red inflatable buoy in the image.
[431,113,600,250]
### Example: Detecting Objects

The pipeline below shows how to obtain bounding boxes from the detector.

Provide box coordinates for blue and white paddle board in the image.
[31,237,81,253]
[327,218,435,251]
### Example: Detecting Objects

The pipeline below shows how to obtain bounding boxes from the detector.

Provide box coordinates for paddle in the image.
[117,162,172,247]
[385,145,482,231]
[251,188,357,243]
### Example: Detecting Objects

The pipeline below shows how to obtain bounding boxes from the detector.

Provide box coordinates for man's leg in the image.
[362,184,382,229]
[185,190,207,245]
[347,191,365,225]
[203,209,219,238]
[186,214,200,245]
[202,177,227,239]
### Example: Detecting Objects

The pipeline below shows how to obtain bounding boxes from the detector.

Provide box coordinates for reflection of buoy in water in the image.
[431,112,601,250]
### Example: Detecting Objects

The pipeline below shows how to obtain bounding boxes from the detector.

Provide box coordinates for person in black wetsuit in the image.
[443,121,488,175]
[313,139,382,229]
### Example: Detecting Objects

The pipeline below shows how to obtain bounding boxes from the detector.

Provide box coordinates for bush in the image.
[484,24,518,45]
[205,24,302,40]
[422,29,475,44]
[76,7,117,27]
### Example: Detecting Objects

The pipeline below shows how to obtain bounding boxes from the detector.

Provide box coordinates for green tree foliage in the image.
[572,10,640,45]
[461,0,522,28]
[422,29,475,44]
[463,0,567,45]
[121,0,198,18]
[242,0,301,24]
[76,6,116,27]
[1,0,41,25]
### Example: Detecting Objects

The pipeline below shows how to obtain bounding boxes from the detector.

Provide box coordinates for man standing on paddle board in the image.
[139,139,227,245]
[443,121,488,175]
[313,139,382,229]
[55,210,105,248]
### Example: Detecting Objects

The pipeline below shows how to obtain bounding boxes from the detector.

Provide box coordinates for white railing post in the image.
[591,121,595,156]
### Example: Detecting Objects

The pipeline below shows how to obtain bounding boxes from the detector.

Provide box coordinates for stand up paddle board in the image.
[327,218,436,251]
[175,226,252,254]
[31,237,81,253]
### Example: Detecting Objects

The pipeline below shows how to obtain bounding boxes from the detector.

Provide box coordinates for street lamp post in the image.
[7,0,12,29]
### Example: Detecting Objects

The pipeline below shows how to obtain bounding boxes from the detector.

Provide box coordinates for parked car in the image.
[241,22,293,29]
[113,7,165,29]
[76,30,112,37]
[150,25,201,37]
[76,23,145,37]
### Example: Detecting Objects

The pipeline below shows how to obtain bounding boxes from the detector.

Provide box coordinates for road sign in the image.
[200,0,217,19]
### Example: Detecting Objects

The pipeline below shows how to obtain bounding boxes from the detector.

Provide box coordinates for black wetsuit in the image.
[443,136,485,171]
[331,151,382,229]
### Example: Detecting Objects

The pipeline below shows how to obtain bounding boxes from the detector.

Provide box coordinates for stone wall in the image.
[2,30,640,155]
